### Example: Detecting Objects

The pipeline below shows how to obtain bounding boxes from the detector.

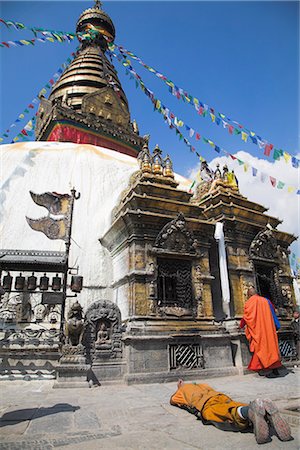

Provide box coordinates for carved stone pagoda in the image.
[98,144,297,383]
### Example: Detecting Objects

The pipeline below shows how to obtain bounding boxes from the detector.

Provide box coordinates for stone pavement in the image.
[0,369,299,450]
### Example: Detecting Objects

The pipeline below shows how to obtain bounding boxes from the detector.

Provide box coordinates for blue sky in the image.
[0,1,299,177]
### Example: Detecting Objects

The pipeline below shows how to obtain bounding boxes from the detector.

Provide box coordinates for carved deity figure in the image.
[65,301,84,346]
[95,321,111,349]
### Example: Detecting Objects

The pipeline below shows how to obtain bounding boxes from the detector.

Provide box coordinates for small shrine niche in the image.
[84,300,123,361]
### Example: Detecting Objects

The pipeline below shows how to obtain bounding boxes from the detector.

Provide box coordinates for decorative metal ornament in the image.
[29,191,72,216]
[164,154,174,178]
[152,144,163,175]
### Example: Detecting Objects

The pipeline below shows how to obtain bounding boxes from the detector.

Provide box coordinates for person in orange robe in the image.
[170,379,291,444]
[241,287,282,377]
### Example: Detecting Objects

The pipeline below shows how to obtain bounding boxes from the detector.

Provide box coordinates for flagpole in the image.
[60,187,80,342]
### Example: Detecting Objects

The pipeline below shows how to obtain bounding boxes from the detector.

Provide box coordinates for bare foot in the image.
[177,379,184,388]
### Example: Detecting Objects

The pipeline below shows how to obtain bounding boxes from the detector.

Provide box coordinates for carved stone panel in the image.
[154,213,197,255]
[84,299,122,362]
[249,228,278,260]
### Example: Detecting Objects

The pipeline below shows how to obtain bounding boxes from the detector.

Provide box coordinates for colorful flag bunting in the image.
[111,43,298,168]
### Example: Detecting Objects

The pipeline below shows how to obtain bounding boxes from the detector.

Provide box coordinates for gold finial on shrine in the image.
[152,144,163,175]
[164,154,174,178]
[138,141,152,173]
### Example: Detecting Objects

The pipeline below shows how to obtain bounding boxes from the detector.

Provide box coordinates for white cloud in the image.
[189,151,300,255]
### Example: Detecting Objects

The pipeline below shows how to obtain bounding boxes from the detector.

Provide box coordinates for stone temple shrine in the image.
[0,2,298,385]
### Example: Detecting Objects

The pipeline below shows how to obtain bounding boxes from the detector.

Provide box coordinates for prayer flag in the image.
[196,133,201,140]
[273,148,283,160]
[264,143,273,156]
[277,181,285,189]
[269,176,276,187]
[292,157,299,168]
[252,167,257,176]
[241,132,248,142]
[283,152,291,163]
[257,139,266,149]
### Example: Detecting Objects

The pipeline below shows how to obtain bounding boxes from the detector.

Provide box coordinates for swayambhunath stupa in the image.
[0,1,299,386]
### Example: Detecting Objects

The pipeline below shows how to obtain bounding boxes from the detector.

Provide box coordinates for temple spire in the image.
[94,0,102,9]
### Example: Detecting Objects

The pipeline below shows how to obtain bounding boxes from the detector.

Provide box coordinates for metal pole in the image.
[60,188,80,342]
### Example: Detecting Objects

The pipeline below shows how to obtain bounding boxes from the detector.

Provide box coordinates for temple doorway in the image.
[254,263,276,304]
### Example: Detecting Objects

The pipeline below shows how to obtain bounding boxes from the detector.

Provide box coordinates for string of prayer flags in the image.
[0,18,103,44]
[111,50,299,196]
[110,43,299,169]
[0,50,77,144]
[0,34,74,48]
[11,116,37,143]
[0,18,77,38]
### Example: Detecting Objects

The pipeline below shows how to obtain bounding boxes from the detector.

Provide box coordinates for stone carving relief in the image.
[84,299,122,362]
[194,265,203,302]
[0,328,60,347]
[249,228,277,260]
[0,292,60,325]
[190,181,211,204]
[193,265,204,316]
[154,213,197,254]
[65,301,84,347]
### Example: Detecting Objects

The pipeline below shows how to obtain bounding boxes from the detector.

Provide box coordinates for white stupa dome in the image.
[0,141,191,311]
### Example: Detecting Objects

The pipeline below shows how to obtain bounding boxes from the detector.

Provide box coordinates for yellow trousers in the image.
[202,394,248,430]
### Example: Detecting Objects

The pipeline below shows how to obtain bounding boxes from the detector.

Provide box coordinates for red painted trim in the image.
[46,122,139,157]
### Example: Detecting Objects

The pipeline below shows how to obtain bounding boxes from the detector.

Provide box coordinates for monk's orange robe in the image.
[243,294,282,371]
[170,383,248,430]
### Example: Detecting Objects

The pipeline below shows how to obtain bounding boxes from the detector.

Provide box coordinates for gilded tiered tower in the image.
[35,1,144,156]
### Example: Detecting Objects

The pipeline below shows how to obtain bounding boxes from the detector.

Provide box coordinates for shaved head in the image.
[247,286,257,298]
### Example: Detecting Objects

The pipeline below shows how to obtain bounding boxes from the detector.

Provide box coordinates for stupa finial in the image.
[94,0,102,9]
